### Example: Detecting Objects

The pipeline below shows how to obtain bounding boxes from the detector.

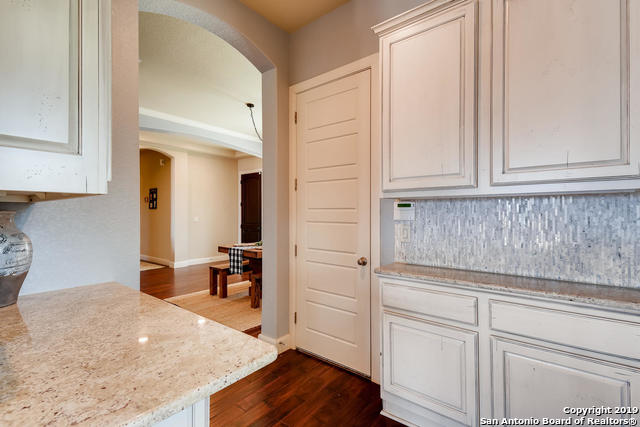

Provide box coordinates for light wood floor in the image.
[139,260,165,271]
[165,283,261,332]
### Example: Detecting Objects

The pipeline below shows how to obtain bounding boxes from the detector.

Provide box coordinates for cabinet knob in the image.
[357,257,368,266]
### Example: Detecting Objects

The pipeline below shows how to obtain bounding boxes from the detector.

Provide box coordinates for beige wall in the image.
[139,142,241,266]
[289,0,425,84]
[140,150,172,263]
[0,0,140,294]
[187,152,238,260]
[238,156,263,173]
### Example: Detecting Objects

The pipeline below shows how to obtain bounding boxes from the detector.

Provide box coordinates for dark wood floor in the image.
[210,350,402,427]
[141,264,399,426]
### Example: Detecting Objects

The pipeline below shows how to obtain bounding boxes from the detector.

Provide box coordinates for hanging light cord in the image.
[246,102,263,142]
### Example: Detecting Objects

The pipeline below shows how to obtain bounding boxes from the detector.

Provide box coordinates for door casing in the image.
[288,54,382,382]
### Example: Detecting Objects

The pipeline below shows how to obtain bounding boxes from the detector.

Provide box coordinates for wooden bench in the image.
[250,273,262,308]
[209,260,250,298]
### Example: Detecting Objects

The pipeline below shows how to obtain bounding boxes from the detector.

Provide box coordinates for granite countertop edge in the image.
[128,348,278,427]
[0,283,279,427]
[375,263,640,313]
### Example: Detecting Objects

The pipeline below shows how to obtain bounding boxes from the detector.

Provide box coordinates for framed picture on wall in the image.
[149,188,157,210]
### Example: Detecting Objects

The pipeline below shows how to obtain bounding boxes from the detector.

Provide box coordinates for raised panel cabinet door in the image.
[379,0,477,191]
[492,337,640,419]
[382,312,478,426]
[0,0,111,195]
[492,0,640,185]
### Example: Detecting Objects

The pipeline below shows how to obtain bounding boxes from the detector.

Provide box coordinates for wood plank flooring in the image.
[141,264,400,427]
[141,262,245,299]
[210,350,402,427]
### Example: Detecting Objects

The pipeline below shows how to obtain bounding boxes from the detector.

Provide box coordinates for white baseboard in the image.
[173,255,227,269]
[258,333,292,354]
[141,254,228,269]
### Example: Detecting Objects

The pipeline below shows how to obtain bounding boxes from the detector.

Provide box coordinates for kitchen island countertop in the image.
[0,282,277,426]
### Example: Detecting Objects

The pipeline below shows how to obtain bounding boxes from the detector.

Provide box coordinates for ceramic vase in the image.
[0,211,32,307]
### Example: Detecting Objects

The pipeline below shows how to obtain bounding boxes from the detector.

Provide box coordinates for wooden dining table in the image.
[218,245,263,308]
[217,245,262,275]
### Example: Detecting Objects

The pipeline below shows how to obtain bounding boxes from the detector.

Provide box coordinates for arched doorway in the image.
[138,0,289,346]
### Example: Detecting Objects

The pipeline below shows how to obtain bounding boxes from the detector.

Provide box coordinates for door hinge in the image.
[294,111,297,124]
[294,312,297,324]
[294,178,298,191]
[294,244,298,257]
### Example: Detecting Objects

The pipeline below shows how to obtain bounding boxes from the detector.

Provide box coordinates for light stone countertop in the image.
[0,282,277,426]
[376,262,640,312]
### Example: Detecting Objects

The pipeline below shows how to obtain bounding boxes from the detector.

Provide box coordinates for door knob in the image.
[357,257,368,266]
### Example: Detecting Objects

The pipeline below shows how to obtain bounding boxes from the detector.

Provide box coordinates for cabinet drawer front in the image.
[382,280,477,325]
[492,337,640,418]
[490,300,640,360]
[382,313,478,425]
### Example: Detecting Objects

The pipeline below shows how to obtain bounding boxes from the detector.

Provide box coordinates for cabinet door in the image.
[380,1,477,191]
[0,0,111,195]
[492,0,640,185]
[382,312,478,425]
[492,337,640,419]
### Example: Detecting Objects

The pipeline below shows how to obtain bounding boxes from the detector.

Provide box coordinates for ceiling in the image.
[237,0,350,33]
[139,12,262,153]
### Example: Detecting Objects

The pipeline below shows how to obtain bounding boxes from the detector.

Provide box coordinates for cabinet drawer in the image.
[490,300,640,360]
[382,280,477,325]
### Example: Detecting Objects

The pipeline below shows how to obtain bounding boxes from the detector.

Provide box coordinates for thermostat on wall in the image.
[394,201,415,221]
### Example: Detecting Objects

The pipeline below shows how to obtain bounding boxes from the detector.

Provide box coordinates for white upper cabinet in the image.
[374,0,640,198]
[0,0,111,201]
[374,0,478,192]
[491,0,640,185]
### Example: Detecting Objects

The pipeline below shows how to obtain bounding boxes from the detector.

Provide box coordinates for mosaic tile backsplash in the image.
[394,193,640,288]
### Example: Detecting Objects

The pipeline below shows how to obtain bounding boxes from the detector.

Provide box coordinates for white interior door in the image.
[295,70,371,375]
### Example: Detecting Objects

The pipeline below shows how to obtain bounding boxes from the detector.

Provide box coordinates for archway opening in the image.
[137,2,271,338]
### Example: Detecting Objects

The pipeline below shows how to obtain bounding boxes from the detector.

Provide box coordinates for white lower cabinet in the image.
[378,276,640,426]
[491,338,640,419]
[382,313,478,426]
[153,397,209,427]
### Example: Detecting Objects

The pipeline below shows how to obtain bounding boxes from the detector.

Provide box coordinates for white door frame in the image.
[237,168,263,243]
[288,53,381,382]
